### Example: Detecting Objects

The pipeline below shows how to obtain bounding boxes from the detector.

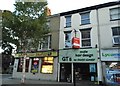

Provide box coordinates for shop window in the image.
[112,27,120,45]
[31,58,39,73]
[80,29,91,47]
[80,12,90,25]
[41,57,54,74]
[65,16,71,27]
[39,35,51,50]
[110,7,120,21]
[17,57,29,72]
[64,32,72,48]
[105,62,120,84]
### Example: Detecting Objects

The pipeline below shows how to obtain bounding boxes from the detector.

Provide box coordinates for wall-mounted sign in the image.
[59,48,97,63]
[72,37,80,49]
[101,49,120,61]
[15,51,58,58]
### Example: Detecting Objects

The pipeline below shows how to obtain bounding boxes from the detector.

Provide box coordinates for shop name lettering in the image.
[61,50,95,62]
[102,53,120,57]
[75,50,93,58]
[62,57,72,61]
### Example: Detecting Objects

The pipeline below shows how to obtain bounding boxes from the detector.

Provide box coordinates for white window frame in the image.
[80,12,90,25]
[65,16,71,27]
[38,35,51,50]
[110,7,120,20]
[80,29,91,47]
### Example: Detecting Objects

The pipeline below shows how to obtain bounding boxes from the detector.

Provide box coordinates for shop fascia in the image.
[15,51,58,58]
[59,48,98,63]
[101,48,120,61]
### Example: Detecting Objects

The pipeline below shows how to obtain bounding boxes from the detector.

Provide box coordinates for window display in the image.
[41,57,53,74]
[17,57,29,72]
[31,58,39,73]
[106,62,120,84]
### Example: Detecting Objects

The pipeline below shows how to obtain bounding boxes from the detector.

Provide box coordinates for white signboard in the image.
[101,49,120,61]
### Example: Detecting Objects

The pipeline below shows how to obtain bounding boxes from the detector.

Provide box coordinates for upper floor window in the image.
[112,27,120,45]
[110,7,120,20]
[39,35,51,50]
[80,29,91,47]
[80,12,90,25]
[65,16,71,27]
[64,32,71,48]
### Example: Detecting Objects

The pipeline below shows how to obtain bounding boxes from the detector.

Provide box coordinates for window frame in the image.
[110,7,120,21]
[17,57,30,72]
[112,27,120,45]
[38,35,51,50]
[41,57,54,74]
[80,28,91,47]
[80,12,90,25]
[65,15,71,28]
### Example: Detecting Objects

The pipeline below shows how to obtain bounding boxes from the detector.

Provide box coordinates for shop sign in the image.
[101,49,120,61]
[72,37,80,49]
[59,48,97,63]
[15,51,58,58]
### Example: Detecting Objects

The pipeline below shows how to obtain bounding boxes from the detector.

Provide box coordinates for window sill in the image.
[110,19,120,21]
[80,23,91,26]
[38,49,52,51]
[80,46,92,49]
[64,26,71,28]
[112,44,120,47]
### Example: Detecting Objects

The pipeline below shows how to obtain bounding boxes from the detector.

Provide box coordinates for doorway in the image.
[74,63,97,82]
[60,63,71,82]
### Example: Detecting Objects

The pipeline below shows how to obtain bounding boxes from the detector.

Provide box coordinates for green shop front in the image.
[13,51,58,81]
[58,48,98,83]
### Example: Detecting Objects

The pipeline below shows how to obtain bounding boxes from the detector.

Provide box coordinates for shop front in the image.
[13,50,58,81]
[58,48,98,83]
[101,48,120,85]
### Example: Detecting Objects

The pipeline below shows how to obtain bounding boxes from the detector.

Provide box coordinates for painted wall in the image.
[49,14,60,50]
[98,5,119,48]
[59,10,99,49]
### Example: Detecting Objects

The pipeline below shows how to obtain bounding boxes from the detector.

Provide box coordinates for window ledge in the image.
[110,19,120,21]
[80,23,91,26]
[112,44,120,47]
[64,26,71,28]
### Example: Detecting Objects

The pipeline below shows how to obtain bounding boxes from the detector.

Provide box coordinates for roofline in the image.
[48,13,60,18]
[60,1,120,16]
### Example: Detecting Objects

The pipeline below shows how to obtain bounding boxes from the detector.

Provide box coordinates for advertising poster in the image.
[31,58,39,73]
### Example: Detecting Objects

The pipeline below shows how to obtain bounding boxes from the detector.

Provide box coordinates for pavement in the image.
[1,74,119,86]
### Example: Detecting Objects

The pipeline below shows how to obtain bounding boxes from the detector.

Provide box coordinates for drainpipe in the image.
[96,9,103,85]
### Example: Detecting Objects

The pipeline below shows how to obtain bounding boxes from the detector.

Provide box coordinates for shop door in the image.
[60,63,71,82]
[74,63,90,82]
